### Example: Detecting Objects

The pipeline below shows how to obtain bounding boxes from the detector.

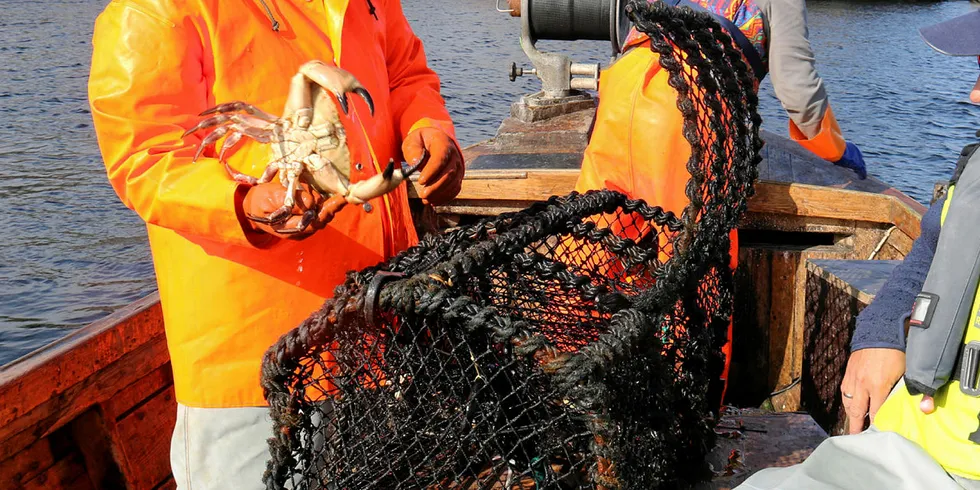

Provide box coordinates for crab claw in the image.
[351,87,374,116]
[343,158,419,205]
[297,60,375,117]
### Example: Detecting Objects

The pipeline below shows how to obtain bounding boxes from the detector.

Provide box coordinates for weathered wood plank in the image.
[0,294,164,432]
[110,384,176,490]
[768,252,799,411]
[779,248,849,411]
[21,451,92,490]
[411,169,578,203]
[805,260,902,306]
[745,182,922,241]
[729,248,773,405]
[102,364,174,424]
[436,202,539,217]
[408,173,923,241]
[875,243,905,261]
[0,334,169,462]
[737,214,858,236]
[883,228,914,258]
[0,430,72,488]
[697,408,828,489]
[69,408,126,490]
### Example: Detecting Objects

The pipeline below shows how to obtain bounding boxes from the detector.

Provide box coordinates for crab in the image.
[181,60,421,233]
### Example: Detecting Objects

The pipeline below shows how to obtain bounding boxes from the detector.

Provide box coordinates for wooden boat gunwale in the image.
[412,168,924,239]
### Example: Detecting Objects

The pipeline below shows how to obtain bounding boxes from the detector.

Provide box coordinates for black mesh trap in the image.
[259,1,763,489]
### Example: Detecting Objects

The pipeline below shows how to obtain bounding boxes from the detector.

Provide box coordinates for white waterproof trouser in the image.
[170,403,274,490]
[735,426,980,490]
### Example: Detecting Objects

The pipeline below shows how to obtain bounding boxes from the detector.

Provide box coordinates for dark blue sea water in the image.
[1,0,977,365]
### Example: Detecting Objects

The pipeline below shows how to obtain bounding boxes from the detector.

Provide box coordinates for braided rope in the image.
[259,1,762,488]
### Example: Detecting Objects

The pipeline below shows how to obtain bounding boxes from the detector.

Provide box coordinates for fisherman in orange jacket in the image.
[87,1,463,488]
[577,0,866,406]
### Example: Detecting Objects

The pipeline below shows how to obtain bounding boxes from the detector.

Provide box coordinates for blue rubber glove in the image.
[834,142,867,180]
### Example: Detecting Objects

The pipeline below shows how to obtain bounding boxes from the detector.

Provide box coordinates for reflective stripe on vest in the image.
[874,150,980,480]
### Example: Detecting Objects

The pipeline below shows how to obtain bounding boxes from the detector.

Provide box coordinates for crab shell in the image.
[279,84,356,199]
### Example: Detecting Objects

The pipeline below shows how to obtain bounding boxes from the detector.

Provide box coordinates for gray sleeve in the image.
[850,197,943,352]
[758,0,830,139]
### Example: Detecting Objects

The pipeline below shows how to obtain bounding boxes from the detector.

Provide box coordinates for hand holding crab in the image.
[239,182,348,238]
[181,60,419,236]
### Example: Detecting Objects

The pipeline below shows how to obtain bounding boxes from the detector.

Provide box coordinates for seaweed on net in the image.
[258,1,763,488]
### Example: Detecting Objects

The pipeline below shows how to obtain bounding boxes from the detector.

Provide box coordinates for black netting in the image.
[259,1,763,489]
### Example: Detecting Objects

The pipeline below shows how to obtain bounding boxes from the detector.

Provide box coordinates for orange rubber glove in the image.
[402,127,464,206]
[239,182,348,240]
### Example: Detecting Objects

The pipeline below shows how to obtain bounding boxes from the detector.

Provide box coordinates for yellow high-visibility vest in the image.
[876,185,980,480]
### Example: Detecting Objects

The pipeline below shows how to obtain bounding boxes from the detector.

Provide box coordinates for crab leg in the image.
[187,122,276,163]
[191,125,230,162]
[276,211,318,234]
[283,70,315,130]
[272,165,314,231]
[247,164,301,225]
[343,157,420,205]
[255,164,280,185]
[199,101,279,122]
[183,113,275,138]
[218,131,244,162]
[222,145,280,187]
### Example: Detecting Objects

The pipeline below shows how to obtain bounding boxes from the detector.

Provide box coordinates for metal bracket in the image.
[495,0,515,13]
[508,0,601,99]
[364,271,406,327]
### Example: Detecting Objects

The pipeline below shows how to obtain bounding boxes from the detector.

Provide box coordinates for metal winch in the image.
[497,0,631,121]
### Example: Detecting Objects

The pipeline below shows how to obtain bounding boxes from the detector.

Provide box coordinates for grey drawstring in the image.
[257,0,280,31]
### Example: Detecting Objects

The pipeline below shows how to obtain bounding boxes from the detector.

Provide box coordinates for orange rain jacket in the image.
[88,0,457,408]
[575,36,747,404]
[576,2,851,405]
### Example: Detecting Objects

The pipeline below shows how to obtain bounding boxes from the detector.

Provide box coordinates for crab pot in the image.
[259,2,764,489]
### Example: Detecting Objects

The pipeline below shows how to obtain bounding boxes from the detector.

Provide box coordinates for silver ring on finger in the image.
[843,392,854,399]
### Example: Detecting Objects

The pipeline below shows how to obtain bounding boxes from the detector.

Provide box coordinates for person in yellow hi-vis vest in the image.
[736,10,980,490]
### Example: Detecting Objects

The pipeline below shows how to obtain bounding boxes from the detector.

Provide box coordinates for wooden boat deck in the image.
[698,408,829,489]
[0,106,929,489]
[807,260,902,305]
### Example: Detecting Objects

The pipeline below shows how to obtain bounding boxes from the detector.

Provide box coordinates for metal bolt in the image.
[363,203,373,213]
[509,62,536,82]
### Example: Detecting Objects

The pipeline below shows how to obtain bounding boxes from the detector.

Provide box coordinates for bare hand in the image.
[840,348,905,434]
[920,394,936,414]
